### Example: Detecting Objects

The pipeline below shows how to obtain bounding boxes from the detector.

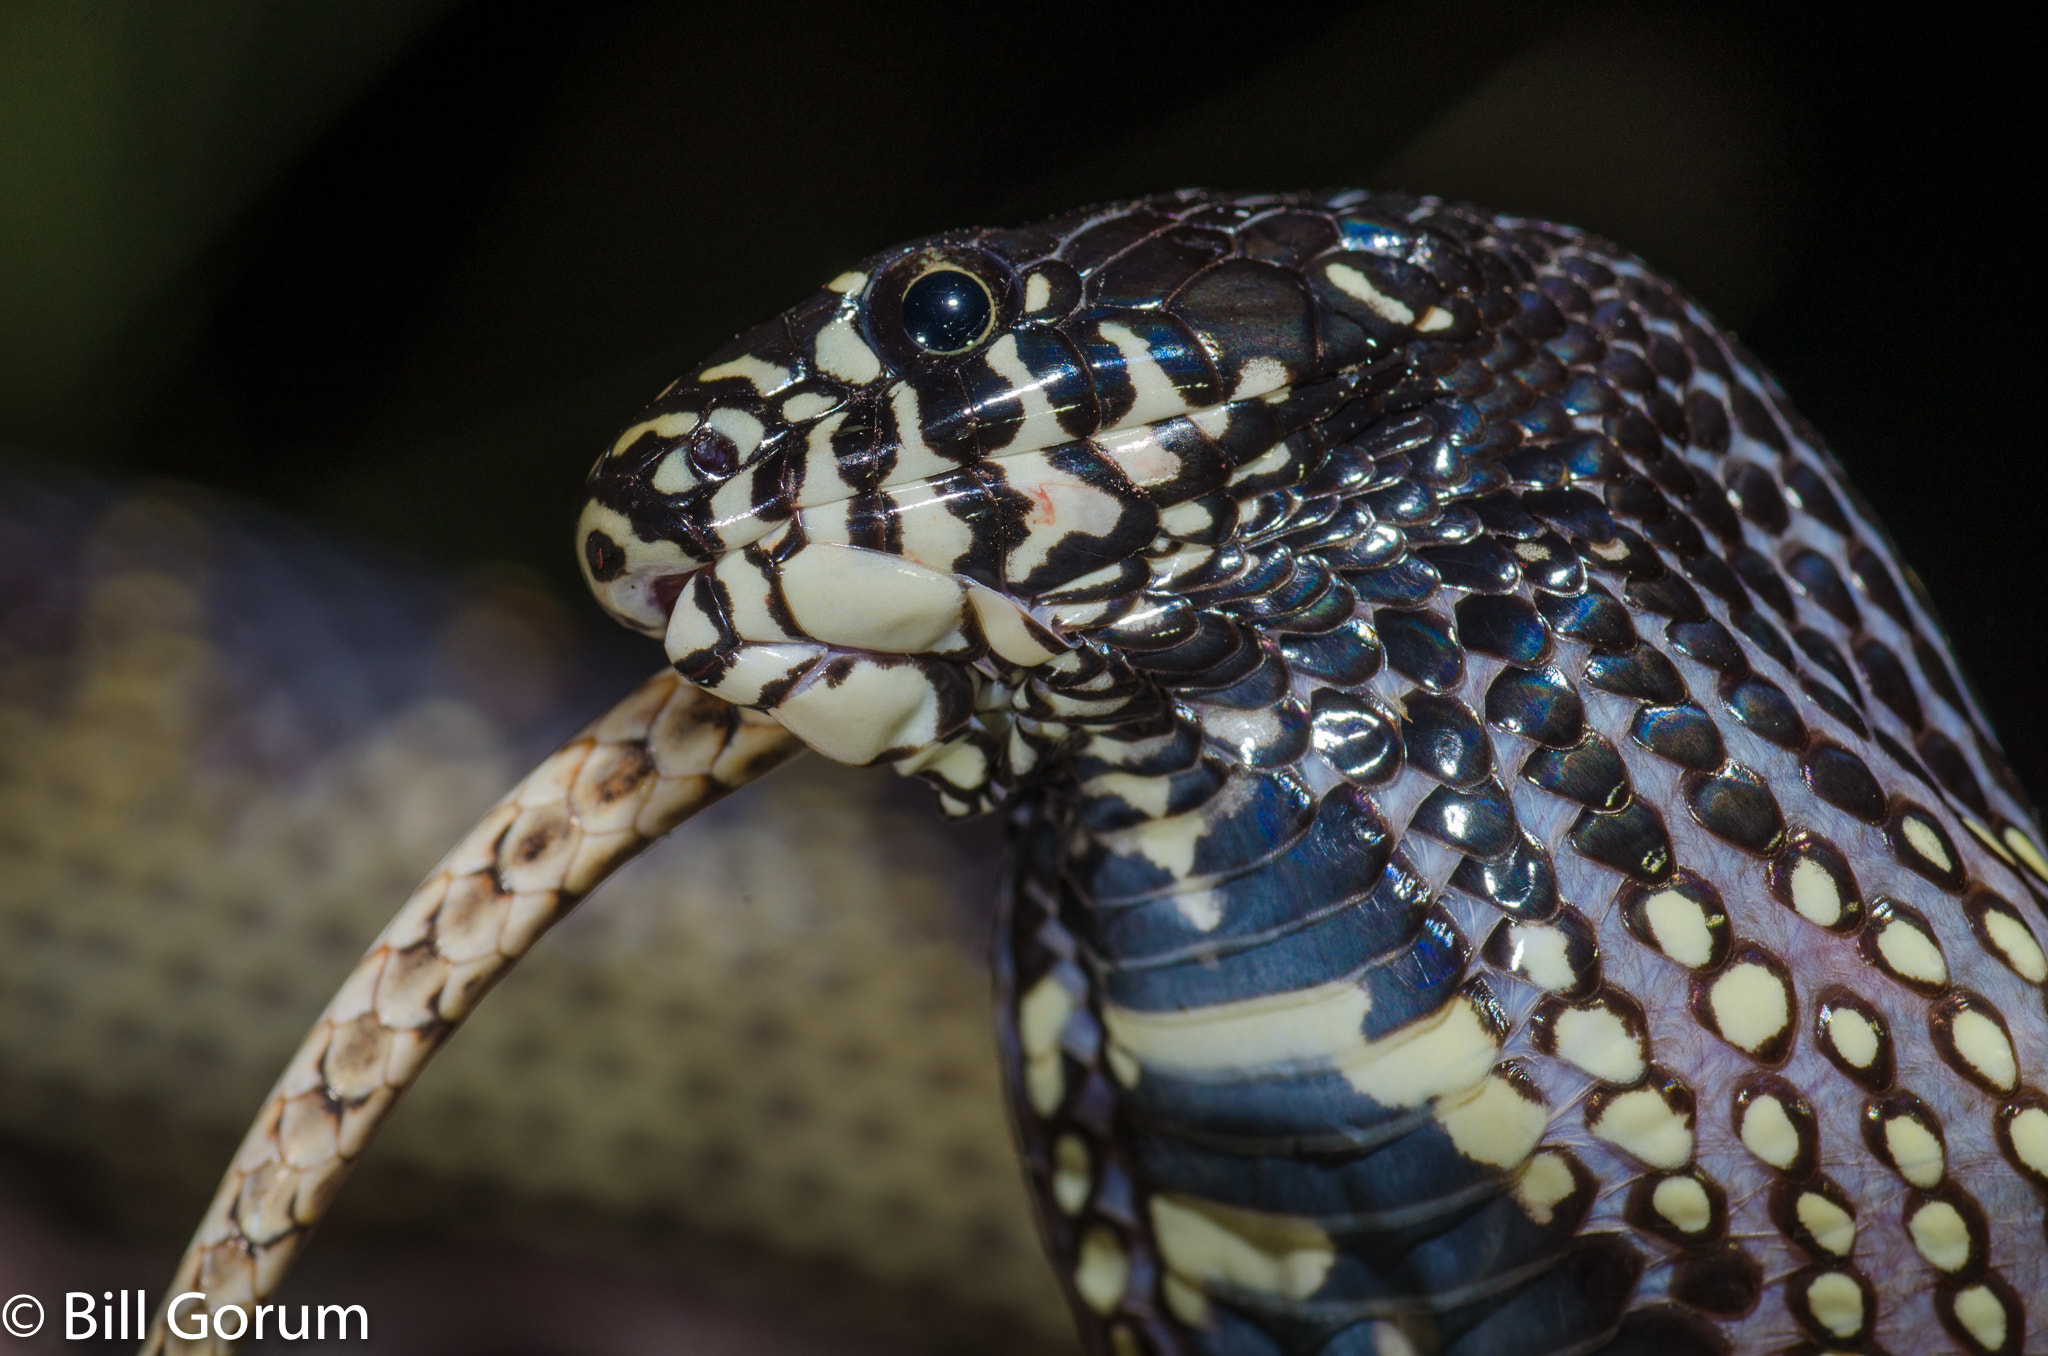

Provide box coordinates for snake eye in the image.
[684,426,740,479]
[901,267,995,354]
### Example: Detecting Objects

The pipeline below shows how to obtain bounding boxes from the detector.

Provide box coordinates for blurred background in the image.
[0,1,2040,1351]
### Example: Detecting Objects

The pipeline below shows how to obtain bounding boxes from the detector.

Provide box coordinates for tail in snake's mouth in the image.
[153,191,2048,1355]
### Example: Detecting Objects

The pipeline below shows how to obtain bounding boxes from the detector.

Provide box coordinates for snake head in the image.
[577,191,1470,812]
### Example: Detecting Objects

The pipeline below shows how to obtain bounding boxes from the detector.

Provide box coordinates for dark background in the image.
[2,0,2040,793]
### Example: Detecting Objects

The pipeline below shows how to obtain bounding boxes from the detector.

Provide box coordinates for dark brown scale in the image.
[1607,408,1666,467]
[1913,630,1969,710]
[1782,461,1851,533]
[1411,777,1518,856]
[1590,296,1646,343]
[1854,635,1925,728]
[1308,687,1403,785]
[1729,544,1797,617]
[1665,618,1748,676]
[1584,645,1688,704]
[1523,732,1632,811]
[1487,665,1586,745]
[1683,762,1788,855]
[1915,728,1991,815]
[1730,607,1796,669]
[1873,727,1938,795]
[1629,572,1710,624]
[1454,592,1551,664]
[1277,616,1381,683]
[1375,605,1463,691]
[1538,273,1595,318]
[1417,535,1521,591]
[1603,470,1671,528]
[1630,702,1725,770]
[1597,348,1662,395]
[1537,583,1637,651]
[1060,206,1177,277]
[1719,673,1809,749]
[1801,740,1888,822]
[1669,1245,1763,1317]
[1800,672,1870,736]
[1569,797,1675,883]
[1684,390,1731,454]
[1350,554,1440,606]
[1618,275,1679,319]
[1679,475,1744,542]
[1451,828,1560,922]
[1646,451,1703,502]
[1784,547,1863,628]
[1399,692,1491,785]
[1639,500,1710,560]
[1729,384,1789,454]
[1792,627,1862,705]
[1848,541,1913,625]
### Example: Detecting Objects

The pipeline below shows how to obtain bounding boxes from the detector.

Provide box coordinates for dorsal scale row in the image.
[573,191,2048,1354]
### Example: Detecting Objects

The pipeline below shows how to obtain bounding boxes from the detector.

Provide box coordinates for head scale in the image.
[578,189,1470,814]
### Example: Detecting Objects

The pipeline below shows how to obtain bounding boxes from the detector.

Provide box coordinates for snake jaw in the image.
[573,194,1404,808]
[574,496,704,636]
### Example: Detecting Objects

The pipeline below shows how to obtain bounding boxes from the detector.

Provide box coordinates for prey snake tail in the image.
[153,191,2048,1354]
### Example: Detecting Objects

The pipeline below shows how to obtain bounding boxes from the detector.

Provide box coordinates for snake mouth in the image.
[648,570,696,620]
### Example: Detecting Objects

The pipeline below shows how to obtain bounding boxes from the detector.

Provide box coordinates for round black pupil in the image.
[901,269,991,353]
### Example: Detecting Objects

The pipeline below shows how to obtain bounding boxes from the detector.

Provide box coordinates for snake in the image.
[145,190,2048,1355]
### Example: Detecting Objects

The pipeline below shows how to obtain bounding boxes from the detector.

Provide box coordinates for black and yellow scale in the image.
[173,190,2048,1353]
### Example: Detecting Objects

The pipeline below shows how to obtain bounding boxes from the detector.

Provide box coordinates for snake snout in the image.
[573,496,710,637]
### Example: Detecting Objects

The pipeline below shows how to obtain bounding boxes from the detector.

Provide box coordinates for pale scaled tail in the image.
[141,672,803,1354]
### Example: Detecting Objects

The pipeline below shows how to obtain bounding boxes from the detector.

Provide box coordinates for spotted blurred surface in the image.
[0,466,1074,1351]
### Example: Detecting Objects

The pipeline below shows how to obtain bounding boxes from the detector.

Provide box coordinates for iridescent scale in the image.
[959,196,2048,1356]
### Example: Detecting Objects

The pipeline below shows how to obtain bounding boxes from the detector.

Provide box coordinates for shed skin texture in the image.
[152,192,2048,1355]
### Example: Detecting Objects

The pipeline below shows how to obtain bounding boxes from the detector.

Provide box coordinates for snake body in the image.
[161,191,2048,1353]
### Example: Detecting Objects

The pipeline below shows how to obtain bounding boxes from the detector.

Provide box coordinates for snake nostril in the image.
[584,530,627,582]
[685,427,740,479]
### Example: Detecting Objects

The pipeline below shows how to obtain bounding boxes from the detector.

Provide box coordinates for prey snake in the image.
[149,191,2048,1354]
